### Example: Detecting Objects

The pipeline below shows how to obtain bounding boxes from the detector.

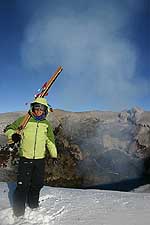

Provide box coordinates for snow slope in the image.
[0,182,150,225]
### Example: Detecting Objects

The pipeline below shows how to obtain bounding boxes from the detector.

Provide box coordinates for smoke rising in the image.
[20,0,149,111]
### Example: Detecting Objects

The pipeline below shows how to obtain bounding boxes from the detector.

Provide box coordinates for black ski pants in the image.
[13,157,45,217]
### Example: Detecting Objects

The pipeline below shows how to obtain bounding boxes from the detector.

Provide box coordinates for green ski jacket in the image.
[5,116,57,159]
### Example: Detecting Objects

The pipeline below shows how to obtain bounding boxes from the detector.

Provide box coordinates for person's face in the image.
[34,108,44,116]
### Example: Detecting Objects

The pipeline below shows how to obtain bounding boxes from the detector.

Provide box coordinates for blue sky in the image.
[0,0,149,113]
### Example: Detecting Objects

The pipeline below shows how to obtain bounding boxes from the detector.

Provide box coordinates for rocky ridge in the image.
[0,107,150,190]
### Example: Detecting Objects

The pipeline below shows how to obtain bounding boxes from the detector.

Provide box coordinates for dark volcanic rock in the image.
[1,107,150,190]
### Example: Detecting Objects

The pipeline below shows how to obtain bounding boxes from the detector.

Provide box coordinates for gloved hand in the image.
[52,158,58,166]
[12,133,21,143]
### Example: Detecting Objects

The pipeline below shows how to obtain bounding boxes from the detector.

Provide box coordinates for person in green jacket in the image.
[5,97,57,217]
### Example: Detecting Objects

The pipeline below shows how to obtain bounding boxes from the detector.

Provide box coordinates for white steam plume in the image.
[21,1,148,111]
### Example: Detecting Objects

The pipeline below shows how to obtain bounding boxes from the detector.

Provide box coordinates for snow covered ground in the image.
[0,182,150,225]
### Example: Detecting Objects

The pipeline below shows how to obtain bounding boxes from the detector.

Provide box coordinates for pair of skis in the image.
[9,66,63,144]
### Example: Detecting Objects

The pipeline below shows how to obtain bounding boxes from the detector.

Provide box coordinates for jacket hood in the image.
[31,97,49,109]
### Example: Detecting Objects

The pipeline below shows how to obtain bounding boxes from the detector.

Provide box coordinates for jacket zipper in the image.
[33,122,39,159]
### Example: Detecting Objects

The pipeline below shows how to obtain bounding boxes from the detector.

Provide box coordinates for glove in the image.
[12,133,21,143]
[52,158,58,166]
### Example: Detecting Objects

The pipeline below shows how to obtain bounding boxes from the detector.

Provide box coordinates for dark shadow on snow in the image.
[7,182,16,207]
[83,176,150,192]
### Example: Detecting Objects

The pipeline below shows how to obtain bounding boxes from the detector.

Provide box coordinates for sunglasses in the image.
[32,103,46,111]
[34,108,45,112]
